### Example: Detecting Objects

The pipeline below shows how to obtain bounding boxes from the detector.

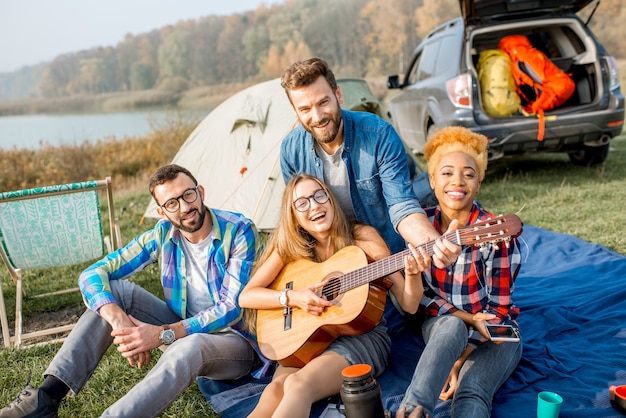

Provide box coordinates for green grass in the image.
[0,130,625,417]
[478,135,626,253]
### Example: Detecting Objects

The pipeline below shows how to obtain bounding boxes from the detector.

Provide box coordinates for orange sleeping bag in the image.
[498,35,575,140]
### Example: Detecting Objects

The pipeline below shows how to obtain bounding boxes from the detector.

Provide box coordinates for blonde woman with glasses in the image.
[239,174,427,418]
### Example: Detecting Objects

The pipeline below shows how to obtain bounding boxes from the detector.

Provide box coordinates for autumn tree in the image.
[78,57,104,95]
[242,23,271,78]
[38,56,78,97]
[414,0,458,40]
[130,35,158,90]
[158,27,192,80]
[259,41,313,79]
[361,0,424,76]
[188,16,225,86]
[14,0,624,101]
[587,0,626,58]
[299,0,369,76]
[114,34,139,92]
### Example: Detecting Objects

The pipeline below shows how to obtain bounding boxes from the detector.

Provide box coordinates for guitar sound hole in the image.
[321,277,341,301]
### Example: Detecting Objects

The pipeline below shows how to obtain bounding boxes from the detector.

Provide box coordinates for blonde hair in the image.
[424,126,489,181]
[243,174,354,332]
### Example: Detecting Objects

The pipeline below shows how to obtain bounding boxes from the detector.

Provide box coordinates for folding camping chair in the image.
[0,177,122,348]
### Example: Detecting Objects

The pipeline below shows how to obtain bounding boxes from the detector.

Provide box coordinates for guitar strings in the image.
[319,219,514,296]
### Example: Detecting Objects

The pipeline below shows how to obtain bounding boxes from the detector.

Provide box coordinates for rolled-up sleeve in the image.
[79,227,161,313]
[376,124,425,230]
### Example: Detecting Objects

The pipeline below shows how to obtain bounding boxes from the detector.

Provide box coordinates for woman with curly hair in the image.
[398,126,522,418]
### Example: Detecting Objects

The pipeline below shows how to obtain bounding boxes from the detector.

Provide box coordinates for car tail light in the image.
[446,74,472,108]
[604,56,620,90]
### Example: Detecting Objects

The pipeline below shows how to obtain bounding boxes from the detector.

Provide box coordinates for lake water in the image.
[0,110,206,150]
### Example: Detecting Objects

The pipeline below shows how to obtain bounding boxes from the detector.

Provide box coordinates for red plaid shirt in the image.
[420,203,521,347]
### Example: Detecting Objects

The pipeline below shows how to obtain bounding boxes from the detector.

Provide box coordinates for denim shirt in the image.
[280,109,424,253]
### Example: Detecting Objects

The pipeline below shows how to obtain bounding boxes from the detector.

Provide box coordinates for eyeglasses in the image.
[160,187,199,213]
[293,189,329,212]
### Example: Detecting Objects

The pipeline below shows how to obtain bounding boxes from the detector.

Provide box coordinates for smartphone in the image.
[485,324,520,342]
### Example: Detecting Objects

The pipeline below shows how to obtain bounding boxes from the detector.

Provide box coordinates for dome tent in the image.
[144,78,383,231]
[143,77,429,231]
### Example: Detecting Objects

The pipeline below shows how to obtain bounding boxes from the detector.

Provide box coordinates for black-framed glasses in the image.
[293,189,329,212]
[160,187,199,213]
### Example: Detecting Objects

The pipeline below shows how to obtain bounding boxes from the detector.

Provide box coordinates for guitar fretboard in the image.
[321,215,520,298]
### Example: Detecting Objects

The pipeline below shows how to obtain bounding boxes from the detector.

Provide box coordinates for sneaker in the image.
[0,380,59,418]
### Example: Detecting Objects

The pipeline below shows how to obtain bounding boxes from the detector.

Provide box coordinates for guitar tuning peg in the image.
[504,238,511,249]
[479,242,488,252]
[493,242,500,251]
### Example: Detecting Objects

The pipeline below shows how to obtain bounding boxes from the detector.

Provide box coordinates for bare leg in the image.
[273,351,349,418]
[248,351,349,418]
[247,366,298,418]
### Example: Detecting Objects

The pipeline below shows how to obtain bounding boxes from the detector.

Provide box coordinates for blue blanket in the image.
[198,225,626,417]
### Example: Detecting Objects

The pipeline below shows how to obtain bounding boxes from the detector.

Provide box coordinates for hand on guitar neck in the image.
[257,214,523,367]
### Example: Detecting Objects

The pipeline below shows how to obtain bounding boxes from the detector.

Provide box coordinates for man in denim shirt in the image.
[0,164,266,418]
[280,57,459,264]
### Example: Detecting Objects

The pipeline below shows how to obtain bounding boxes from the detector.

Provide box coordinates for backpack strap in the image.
[536,110,545,141]
[521,108,546,141]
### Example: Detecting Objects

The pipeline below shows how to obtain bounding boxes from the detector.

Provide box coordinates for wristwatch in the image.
[279,289,290,307]
[159,325,176,345]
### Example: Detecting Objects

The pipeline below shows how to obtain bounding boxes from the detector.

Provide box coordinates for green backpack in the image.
[478,49,520,117]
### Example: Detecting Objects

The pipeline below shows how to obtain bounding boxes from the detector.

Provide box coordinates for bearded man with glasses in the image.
[0,164,268,418]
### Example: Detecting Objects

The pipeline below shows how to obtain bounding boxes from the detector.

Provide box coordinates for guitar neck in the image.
[335,230,459,295]
[327,214,521,297]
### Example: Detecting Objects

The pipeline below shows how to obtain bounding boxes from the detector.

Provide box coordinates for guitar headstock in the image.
[457,214,523,249]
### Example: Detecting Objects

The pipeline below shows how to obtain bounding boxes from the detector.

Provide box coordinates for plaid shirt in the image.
[79,207,258,336]
[420,203,521,347]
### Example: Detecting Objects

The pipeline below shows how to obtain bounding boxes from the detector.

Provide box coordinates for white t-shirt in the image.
[316,142,356,221]
[180,234,213,317]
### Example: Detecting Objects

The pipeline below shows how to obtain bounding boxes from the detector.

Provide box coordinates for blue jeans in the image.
[44,279,257,417]
[400,315,522,418]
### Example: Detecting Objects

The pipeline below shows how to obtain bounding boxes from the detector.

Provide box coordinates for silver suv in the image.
[387,0,624,165]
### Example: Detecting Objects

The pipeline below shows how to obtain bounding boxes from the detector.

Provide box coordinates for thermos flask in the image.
[340,363,388,418]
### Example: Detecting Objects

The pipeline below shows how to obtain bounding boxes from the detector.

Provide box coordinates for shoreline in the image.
[0,82,254,117]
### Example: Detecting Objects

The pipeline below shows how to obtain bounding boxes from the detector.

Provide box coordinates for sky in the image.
[0,0,278,73]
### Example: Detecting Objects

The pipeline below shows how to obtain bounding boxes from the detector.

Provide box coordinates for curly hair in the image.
[423,126,489,181]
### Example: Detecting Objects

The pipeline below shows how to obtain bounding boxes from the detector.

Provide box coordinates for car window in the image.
[406,51,422,85]
[417,39,441,81]
[435,35,457,74]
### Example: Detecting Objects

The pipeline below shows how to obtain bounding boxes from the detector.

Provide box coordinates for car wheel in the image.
[568,143,609,166]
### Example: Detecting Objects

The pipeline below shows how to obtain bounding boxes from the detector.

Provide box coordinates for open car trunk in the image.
[469,17,602,117]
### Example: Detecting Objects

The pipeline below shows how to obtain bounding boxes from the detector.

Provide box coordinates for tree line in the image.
[0,0,623,100]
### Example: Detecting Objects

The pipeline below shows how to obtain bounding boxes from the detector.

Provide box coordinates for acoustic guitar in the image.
[256,214,523,367]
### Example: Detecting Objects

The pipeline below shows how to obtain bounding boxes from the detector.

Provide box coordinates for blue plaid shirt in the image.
[79,207,257,336]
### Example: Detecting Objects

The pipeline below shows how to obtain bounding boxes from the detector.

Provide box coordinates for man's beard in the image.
[169,205,206,233]
[305,109,342,144]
